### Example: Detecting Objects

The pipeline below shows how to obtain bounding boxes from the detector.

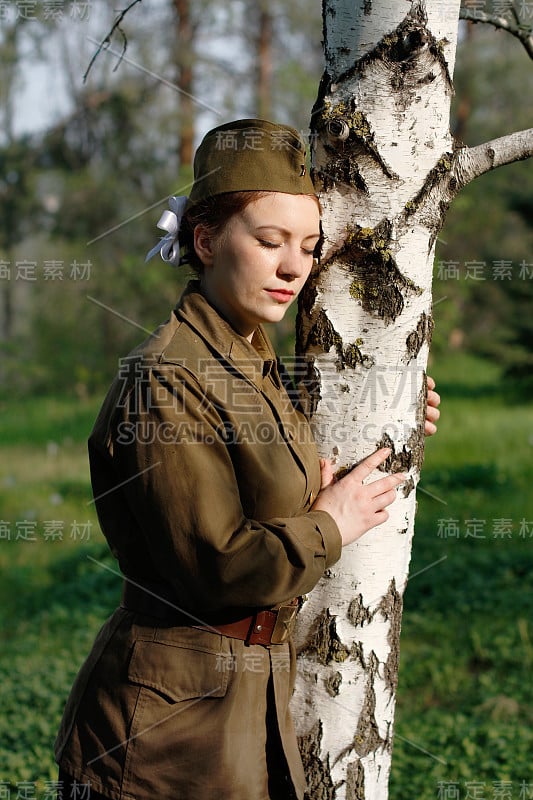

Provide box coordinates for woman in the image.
[55,119,440,800]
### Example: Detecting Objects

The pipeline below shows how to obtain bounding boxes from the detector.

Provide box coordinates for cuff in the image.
[306,509,342,568]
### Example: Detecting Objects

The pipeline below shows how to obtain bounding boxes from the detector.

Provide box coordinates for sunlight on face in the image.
[197,193,321,340]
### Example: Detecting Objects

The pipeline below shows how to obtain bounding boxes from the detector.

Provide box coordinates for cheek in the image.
[300,260,315,285]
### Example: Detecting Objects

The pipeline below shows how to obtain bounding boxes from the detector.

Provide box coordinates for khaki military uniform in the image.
[55,282,341,800]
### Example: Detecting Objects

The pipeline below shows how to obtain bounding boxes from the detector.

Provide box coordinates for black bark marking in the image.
[297,360,322,419]
[299,720,336,800]
[331,2,452,91]
[330,221,421,325]
[377,430,420,481]
[300,608,350,666]
[325,670,343,697]
[296,269,319,350]
[317,102,397,183]
[378,578,404,694]
[405,311,434,362]
[375,378,427,479]
[295,281,322,417]
[401,151,459,256]
[304,309,374,371]
[403,152,455,220]
[347,595,374,627]
[350,640,366,669]
[307,309,344,357]
[401,476,415,498]
[345,759,366,800]
[353,653,390,757]
[315,157,369,193]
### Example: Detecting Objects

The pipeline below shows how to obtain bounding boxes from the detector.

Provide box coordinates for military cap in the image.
[188,118,316,204]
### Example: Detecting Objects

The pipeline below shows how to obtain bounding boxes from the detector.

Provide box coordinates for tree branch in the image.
[83,0,143,83]
[459,6,533,58]
[452,128,533,188]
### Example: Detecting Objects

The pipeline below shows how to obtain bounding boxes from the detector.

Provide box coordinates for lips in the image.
[265,288,294,303]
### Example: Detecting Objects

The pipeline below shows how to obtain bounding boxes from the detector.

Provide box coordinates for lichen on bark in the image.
[300,608,350,666]
[314,96,397,182]
[328,221,422,324]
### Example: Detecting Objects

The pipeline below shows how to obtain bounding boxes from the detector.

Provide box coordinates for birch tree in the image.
[292,2,533,798]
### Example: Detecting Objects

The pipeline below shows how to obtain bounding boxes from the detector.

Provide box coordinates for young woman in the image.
[55,119,440,800]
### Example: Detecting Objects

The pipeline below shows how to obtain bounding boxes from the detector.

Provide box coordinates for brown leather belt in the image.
[120,581,298,647]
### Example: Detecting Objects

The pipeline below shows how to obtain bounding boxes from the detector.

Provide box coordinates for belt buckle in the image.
[271,604,297,644]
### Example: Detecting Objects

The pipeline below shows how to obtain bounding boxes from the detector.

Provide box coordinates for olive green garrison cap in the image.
[188,118,316,204]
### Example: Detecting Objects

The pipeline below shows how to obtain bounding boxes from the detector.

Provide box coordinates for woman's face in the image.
[195,193,320,341]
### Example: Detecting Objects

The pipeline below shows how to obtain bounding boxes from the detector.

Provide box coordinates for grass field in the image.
[0,353,532,799]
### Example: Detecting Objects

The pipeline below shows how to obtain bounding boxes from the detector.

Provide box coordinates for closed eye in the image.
[258,239,281,249]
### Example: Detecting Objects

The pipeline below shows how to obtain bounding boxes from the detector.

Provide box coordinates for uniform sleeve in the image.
[112,364,341,614]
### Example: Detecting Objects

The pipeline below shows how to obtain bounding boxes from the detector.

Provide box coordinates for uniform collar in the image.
[173,281,280,390]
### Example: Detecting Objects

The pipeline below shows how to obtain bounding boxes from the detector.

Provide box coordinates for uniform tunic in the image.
[55,281,341,800]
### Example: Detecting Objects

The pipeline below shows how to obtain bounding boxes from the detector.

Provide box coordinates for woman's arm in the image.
[107,364,342,613]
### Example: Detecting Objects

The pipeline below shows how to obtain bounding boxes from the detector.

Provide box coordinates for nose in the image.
[277,243,311,280]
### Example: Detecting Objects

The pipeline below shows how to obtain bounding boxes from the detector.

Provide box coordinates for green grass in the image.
[1,358,532,798]
[390,353,533,799]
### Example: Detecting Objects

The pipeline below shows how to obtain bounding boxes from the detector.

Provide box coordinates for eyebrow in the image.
[255,225,320,241]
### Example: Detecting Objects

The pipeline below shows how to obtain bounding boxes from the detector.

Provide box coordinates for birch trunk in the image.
[292,2,461,798]
[294,0,533,795]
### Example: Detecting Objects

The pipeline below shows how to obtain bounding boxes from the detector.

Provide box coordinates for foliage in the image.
[1,358,532,797]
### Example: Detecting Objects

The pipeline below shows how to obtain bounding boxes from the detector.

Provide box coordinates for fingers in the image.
[425,391,441,436]
[319,457,336,489]
[369,473,406,510]
[370,472,407,498]
[314,449,409,546]
[350,447,392,482]
[346,449,407,496]
[370,486,400,513]
[425,377,441,438]
[427,388,441,409]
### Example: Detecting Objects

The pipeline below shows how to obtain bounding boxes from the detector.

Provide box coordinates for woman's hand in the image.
[314,448,407,547]
[425,375,441,436]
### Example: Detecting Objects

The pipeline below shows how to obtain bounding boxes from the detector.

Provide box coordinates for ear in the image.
[193,224,215,267]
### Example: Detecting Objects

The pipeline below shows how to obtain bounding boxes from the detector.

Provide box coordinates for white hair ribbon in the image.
[145,195,189,266]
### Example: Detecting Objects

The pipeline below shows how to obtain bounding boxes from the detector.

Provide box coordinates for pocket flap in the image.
[127,639,228,702]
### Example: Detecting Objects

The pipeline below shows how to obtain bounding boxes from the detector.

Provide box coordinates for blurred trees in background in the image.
[434,20,533,386]
[0,0,531,397]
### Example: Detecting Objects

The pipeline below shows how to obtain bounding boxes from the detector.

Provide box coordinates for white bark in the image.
[292,2,461,798]
[453,128,533,186]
